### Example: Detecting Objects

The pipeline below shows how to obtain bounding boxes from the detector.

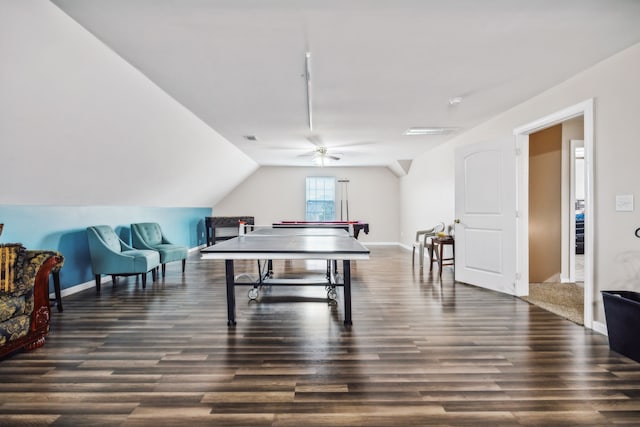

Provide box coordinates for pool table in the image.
[272,220,370,239]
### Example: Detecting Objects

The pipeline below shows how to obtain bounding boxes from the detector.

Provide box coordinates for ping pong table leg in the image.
[343,260,352,325]
[225,259,236,326]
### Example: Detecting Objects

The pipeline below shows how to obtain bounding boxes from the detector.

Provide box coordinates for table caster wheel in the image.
[327,288,338,300]
[248,288,259,300]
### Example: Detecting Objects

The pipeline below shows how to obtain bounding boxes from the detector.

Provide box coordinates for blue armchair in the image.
[86,225,160,292]
[131,223,187,277]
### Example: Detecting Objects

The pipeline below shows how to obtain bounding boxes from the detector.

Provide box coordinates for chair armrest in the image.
[14,250,63,293]
[89,234,136,262]
[29,252,64,331]
[415,229,435,242]
[119,240,139,252]
[131,226,158,251]
[415,230,427,241]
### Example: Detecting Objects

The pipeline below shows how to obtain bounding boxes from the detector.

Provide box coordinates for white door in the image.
[454,138,518,295]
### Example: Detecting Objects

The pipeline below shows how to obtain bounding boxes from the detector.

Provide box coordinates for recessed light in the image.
[403,127,459,136]
[448,96,463,106]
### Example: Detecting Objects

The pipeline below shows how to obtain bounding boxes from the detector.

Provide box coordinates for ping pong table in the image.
[200,227,370,326]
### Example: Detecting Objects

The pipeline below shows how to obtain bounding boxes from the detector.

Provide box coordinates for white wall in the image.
[214,166,400,243]
[0,0,257,207]
[399,143,456,245]
[401,42,640,323]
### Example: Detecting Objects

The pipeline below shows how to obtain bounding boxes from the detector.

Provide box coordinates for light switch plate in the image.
[616,194,634,212]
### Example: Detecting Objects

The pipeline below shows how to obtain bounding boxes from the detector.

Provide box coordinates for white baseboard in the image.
[591,321,607,336]
[49,277,103,299]
[50,245,205,300]
[363,242,405,247]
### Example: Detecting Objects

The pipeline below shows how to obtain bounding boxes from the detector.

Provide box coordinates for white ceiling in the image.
[52,0,640,172]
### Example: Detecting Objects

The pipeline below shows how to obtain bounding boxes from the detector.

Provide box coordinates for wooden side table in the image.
[430,236,455,278]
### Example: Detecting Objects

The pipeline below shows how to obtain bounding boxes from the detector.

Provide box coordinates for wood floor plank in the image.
[0,246,638,425]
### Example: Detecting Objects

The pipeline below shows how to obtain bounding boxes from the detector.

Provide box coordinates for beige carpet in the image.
[521,282,584,325]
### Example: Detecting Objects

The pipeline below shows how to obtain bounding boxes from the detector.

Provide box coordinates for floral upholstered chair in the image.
[0,243,64,358]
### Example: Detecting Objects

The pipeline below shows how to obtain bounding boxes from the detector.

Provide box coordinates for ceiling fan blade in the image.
[306,135,323,146]
[332,141,376,149]
[327,155,341,161]
[296,151,316,158]
[347,140,375,147]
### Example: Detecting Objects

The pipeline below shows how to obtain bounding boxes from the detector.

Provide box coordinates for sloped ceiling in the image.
[0,1,257,207]
[50,0,640,173]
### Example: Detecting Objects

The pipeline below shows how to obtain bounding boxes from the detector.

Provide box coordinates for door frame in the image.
[568,139,585,282]
[513,99,594,329]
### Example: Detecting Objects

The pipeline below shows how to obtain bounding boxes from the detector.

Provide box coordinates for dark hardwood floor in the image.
[1,246,639,426]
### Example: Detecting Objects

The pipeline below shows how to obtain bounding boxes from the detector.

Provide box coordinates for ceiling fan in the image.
[273,52,372,166]
[298,145,341,166]
[299,53,340,166]
[300,134,340,157]
[292,134,378,166]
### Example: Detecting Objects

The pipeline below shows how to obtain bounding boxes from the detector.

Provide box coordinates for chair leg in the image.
[439,243,445,278]
[412,246,415,266]
[182,259,186,273]
[430,243,438,272]
[95,274,101,293]
[452,241,455,274]
[151,268,157,282]
[142,272,147,288]
[418,243,424,269]
[111,275,117,286]
[52,270,63,312]
[162,263,166,277]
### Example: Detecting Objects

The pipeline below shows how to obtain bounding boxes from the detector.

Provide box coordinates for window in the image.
[305,176,335,221]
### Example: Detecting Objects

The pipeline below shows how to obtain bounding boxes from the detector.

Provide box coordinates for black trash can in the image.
[602,290,640,363]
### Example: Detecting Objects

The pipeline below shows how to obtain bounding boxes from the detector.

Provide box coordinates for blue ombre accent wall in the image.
[0,205,211,291]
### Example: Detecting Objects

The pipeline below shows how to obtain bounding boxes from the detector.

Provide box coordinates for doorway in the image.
[523,121,585,325]
[514,100,594,329]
